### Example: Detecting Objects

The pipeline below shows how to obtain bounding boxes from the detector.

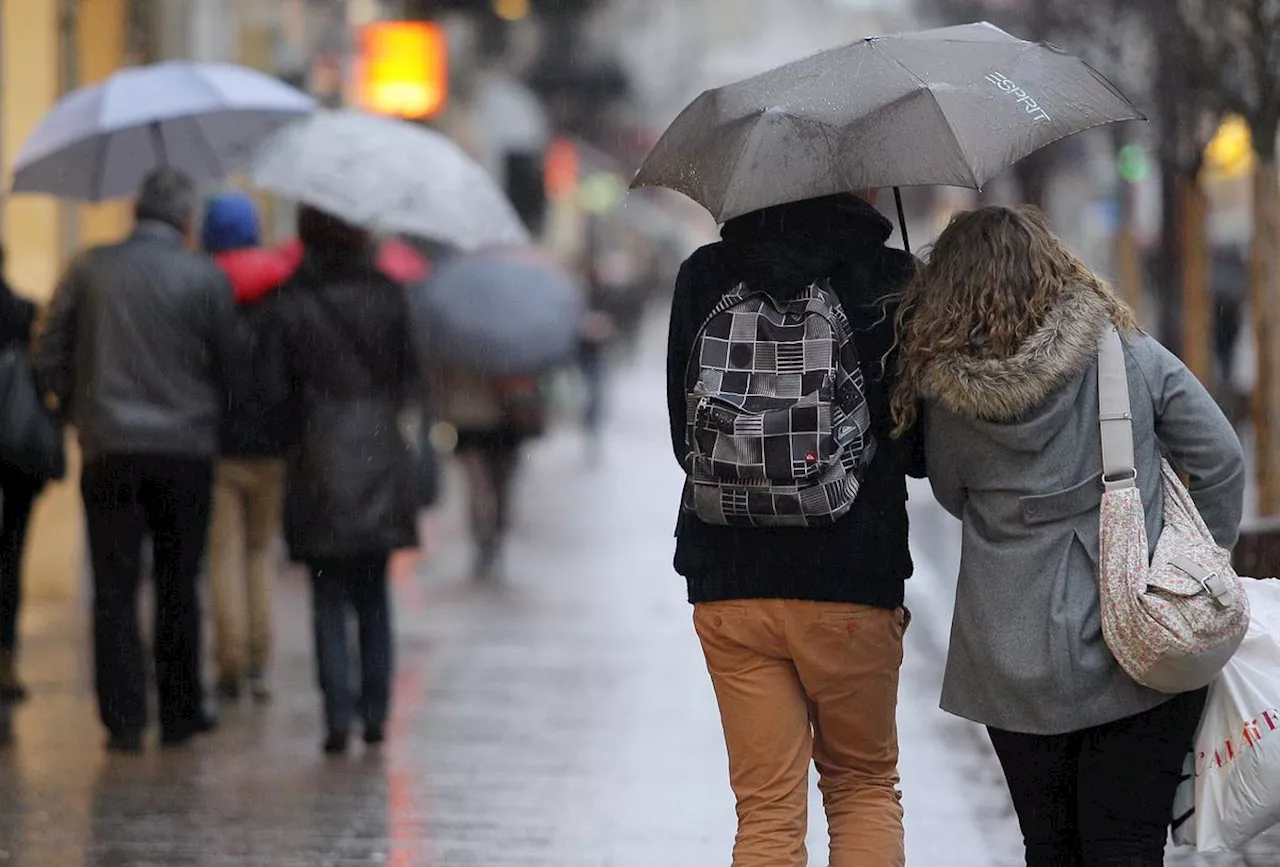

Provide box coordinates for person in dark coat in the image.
[272,205,417,754]
[34,170,234,752]
[0,247,40,702]
[665,192,922,866]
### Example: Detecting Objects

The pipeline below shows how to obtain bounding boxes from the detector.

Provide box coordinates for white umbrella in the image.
[12,61,315,201]
[250,109,529,251]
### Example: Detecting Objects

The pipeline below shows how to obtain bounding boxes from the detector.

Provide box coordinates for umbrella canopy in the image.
[410,248,585,377]
[13,62,314,201]
[251,110,529,251]
[632,22,1143,222]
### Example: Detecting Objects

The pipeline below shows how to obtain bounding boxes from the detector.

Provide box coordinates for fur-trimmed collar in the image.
[918,286,1113,422]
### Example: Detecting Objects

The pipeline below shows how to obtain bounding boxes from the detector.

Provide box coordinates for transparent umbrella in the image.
[251,110,529,251]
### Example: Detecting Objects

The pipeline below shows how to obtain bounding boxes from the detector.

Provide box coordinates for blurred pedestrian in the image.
[272,206,417,755]
[430,368,544,581]
[891,206,1244,867]
[1211,243,1247,405]
[33,170,234,752]
[667,192,919,867]
[0,247,41,702]
[202,192,294,704]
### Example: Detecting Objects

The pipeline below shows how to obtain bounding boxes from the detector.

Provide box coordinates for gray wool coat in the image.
[920,287,1245,735]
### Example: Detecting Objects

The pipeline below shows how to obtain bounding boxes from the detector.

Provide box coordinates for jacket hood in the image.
[214,248,295,306]
[919,285,1113,447]
[718,194,894,292]
[203,193,262,254]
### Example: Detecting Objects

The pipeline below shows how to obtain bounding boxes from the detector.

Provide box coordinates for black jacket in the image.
[33,222,236,460]
[666,195,922,608]
[273,249,417,562]
[0,280,35,354]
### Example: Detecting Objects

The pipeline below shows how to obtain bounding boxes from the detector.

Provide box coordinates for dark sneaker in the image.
[216,680,242,702]
[106,731,144,754]
[248,673,271,704]
[363,724,385,746]
[323,729,349,755]
[161,711,218,748]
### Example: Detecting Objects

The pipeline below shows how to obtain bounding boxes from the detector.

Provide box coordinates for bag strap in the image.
[1098,328,1137,491]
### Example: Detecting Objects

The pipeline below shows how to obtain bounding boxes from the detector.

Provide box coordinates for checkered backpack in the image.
[682,281,876,527]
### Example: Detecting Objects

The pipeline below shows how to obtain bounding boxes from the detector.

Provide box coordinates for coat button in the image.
[714,616,724,627]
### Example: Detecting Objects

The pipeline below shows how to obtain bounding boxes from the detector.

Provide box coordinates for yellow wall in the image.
[2,0,62,304]
[77,0,129,246]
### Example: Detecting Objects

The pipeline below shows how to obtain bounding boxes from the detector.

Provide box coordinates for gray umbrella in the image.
[632,21,1143,226]
[12,62,314,201]
[411,248,585,378]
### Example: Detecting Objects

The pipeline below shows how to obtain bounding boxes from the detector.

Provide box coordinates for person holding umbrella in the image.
[33,170,233,752]
[270,205,417,755]
[890,206,1244,866]
[666,191,920,866]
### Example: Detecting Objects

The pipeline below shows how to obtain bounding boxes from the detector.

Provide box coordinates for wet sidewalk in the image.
[0,319,1271,865]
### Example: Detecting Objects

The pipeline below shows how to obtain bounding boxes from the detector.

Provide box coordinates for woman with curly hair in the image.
[892,206,1244,866]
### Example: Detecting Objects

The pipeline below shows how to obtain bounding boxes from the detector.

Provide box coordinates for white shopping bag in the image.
[1173,577,1280,852]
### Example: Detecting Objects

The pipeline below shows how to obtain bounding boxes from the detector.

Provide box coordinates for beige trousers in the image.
[208,459,285,683]
[694,599,908,867]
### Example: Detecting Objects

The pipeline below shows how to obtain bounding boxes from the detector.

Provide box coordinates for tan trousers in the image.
[694,599,908,867]
[208,459,285,683]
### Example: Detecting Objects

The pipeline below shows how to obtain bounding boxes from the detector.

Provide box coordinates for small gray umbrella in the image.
[251,110,529,251]
[632,21,1143,228]
[411,248,585,378]
[12,62,314,201]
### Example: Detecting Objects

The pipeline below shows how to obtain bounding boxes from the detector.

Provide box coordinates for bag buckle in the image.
[1102,468,1137,492]
[1199,572,1232,605]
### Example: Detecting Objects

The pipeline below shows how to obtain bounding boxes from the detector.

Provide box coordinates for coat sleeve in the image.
[32,256,87,419]
[1131,334,1245,548]
[924,406,966,518]
[205,266,240,409]
[666,256,699,468]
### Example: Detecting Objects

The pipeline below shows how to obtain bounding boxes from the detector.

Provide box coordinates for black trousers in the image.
[0,466,41,651]
[82,455,213,738]
[988,688,1207,867]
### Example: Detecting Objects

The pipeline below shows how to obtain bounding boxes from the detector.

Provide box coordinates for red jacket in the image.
[214,248,296,306]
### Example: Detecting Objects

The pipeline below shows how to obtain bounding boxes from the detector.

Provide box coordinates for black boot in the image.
[0,649,28,703]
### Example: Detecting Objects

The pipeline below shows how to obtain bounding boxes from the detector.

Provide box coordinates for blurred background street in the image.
[0,0,1278,864]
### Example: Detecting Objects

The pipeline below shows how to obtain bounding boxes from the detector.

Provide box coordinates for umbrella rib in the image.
[867,42,979,189]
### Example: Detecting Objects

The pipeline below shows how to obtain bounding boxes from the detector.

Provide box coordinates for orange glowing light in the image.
[545,138,579,200]
[357,21,448,120]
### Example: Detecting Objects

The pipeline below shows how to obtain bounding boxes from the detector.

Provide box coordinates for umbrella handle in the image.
[149,122,169,167]
[894,186,910,254]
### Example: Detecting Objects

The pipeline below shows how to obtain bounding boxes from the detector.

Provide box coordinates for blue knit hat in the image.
[202,192,262,254]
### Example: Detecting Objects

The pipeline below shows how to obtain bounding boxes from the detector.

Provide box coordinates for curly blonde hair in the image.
[889,205,1136,436]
